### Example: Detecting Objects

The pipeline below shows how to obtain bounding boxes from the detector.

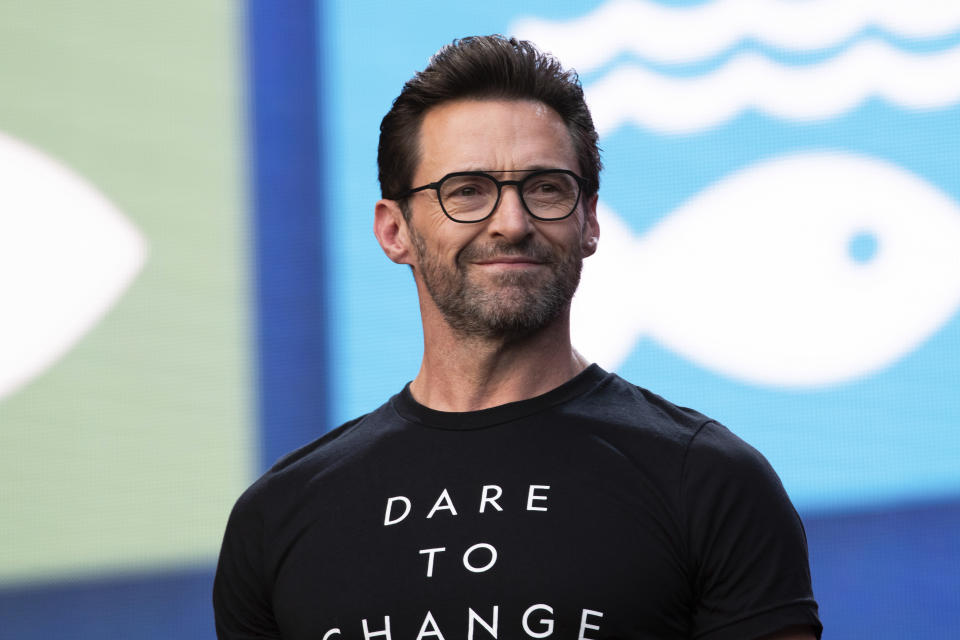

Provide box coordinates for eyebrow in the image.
[448,166,567,174]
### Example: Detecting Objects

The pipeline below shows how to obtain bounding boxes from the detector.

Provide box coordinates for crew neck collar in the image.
[392,364,608,431]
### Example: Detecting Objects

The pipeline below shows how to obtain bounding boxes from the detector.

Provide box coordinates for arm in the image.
[683,421,823,640]
[213,489,282,639]
[758,626,819,640]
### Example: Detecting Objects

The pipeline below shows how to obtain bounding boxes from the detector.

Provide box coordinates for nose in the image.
[486,184,534,241]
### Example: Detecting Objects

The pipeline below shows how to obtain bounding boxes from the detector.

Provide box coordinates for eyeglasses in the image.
[397,169,587,223]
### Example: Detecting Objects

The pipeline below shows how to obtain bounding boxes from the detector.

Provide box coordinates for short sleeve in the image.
[212,489,281,639]
[682,421,822,640]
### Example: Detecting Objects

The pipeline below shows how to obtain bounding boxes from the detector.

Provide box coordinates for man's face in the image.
[403,98,598,338]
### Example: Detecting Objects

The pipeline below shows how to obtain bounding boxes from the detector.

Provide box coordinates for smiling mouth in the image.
[473,259,546,270]
[474,256,545,265]
[461,240,554,268]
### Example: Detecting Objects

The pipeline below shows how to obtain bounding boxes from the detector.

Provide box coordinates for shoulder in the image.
[576,372,777,471]
[563,370,717,450]
[682,419,786,499]
[543,371,731,502]
[563,371,795,508]
[233,398,403,517]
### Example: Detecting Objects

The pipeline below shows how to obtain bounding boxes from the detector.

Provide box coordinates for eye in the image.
[530,180,558,193]
[452,184,482,197]
[440,175,495,201]
[524,173,576,200]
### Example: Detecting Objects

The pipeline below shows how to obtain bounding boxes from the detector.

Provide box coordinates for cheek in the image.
[443,229,485,262]
[542,224,585,253]
[415,229,475,268]
[414,205,474,243]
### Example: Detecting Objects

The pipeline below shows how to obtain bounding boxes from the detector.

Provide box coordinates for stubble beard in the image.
[409,226,583,339]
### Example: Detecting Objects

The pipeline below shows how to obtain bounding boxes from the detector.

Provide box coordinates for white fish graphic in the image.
[572,152,960,388]
[513,0,960,68]
[0,132,147,399]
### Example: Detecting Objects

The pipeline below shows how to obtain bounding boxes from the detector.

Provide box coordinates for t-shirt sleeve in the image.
[682,421,822,640]
[212,488,281,639]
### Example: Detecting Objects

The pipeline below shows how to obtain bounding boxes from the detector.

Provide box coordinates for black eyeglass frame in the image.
[396,168,588,223]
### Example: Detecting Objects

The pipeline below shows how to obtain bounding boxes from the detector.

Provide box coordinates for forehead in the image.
[414,99,576,180]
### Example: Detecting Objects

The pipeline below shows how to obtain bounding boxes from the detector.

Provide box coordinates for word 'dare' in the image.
[384,485,551,526]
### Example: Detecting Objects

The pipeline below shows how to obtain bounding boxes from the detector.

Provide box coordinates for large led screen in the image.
[1,1,958,638]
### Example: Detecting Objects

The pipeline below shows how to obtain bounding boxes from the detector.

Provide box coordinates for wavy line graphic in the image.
[512,0,960,68]
[586,40,960,135]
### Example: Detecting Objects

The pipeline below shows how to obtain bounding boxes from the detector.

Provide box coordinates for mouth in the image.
[460,241,554,271]
[472,256,546,269]
[475,256,543,264]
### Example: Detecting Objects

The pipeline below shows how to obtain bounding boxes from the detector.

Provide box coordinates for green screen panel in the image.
[0,1,252,585]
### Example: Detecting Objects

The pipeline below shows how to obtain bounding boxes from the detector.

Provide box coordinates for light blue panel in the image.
[602,100,960,514]
[320,0,960,518]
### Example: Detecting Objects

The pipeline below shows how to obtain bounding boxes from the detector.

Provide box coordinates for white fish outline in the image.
[584,40,960,135]
[512,0,960,68]
[571,152,960,388]
[0,132,148,400]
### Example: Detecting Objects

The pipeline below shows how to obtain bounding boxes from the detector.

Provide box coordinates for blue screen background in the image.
[2,1,958,638]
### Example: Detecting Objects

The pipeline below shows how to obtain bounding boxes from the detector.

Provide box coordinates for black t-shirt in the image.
[214,365,821,639]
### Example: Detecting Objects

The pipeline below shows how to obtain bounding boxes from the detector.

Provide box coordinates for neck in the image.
[409,308,590,412]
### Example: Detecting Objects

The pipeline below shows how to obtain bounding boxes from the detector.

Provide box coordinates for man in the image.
[214,35,821,640]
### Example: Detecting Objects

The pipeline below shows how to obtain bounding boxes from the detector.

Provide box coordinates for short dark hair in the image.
[377,35,601,211]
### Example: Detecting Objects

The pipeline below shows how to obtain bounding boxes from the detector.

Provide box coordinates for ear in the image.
[374,199,414,265]
[580,193,599,257]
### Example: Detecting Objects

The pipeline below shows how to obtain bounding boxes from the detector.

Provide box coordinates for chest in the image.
[268,441,695,640]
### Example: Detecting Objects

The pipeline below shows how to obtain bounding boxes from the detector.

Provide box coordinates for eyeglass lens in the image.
[439,171,581,221]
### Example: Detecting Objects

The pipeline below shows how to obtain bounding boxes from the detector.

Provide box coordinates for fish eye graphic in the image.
[572,152,960,388]
[0,132,148,400]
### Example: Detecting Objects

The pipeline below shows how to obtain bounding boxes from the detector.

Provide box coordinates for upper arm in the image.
[683,421,822,640]
[213,491,282,639]
[756,626,820,640]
